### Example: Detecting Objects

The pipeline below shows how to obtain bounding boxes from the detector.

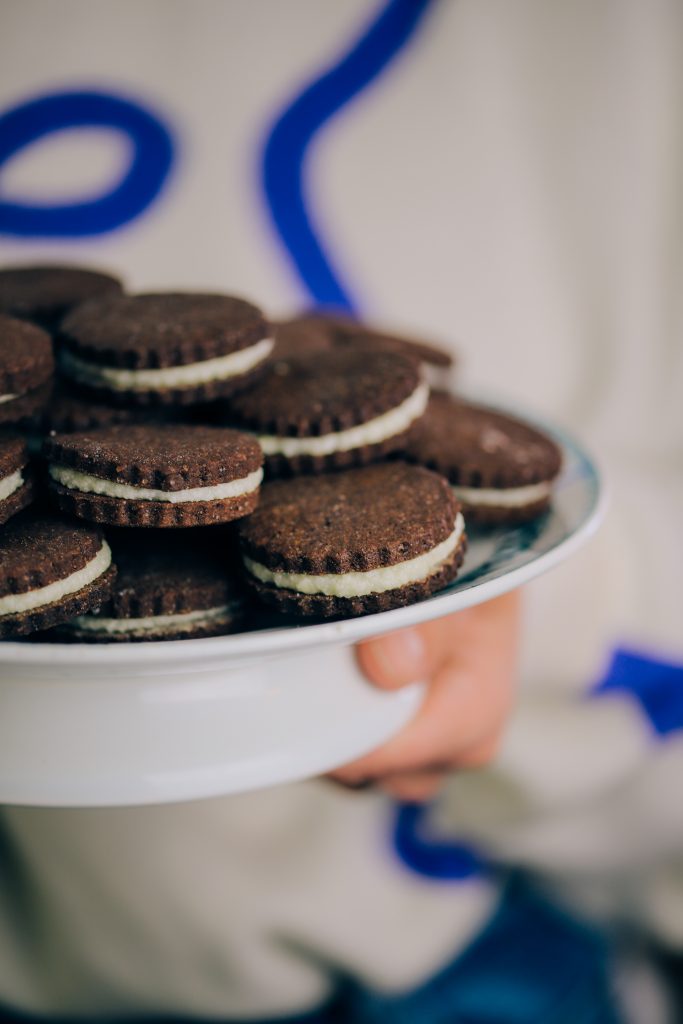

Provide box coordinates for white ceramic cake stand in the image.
[0,402,604,808]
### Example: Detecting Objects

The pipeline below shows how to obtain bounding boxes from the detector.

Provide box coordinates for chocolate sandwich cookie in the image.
[282,313,454,372]
[57,532,246,642]
[403,393,562,524]
[0,316,54,425]
[0,513,115,639]
[226,349,429,476]
[0,265,123,332]
[45,424,263,527]
[0,435,34,525]
[272,318,335,359]
[59,292,274,405]
[40,381,158,436]
[238,462,466,618]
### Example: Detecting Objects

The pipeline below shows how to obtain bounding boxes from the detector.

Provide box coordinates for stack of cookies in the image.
[0,265,561,643]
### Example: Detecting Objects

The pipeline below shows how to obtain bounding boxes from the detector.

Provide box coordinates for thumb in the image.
[356,627,428,690]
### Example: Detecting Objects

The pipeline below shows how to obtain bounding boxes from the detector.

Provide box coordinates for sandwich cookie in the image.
[45,424,263,528]
[227,349,429,476]
[0,265,123,332]
[238,463,466,618]
[20,382,160,464]
[281,312,454,387]
[0,316,55,425]
[0,435,34,525]
[40,382,161,438]
[0,513,115,639]
[59,292,274,406]
[272,318,335,359]
[57,533,246,642]
[403,393,562,524]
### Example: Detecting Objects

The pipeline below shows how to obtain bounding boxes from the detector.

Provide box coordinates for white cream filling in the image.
[0,393,17,405]
[258,380,429,458]
[69,603,237,636]
[60,337,274,392]
[49,465,263,504]
[452,481,552,508]
[0,541,112,617]
[0,469,23,502]
[244,513,465,599]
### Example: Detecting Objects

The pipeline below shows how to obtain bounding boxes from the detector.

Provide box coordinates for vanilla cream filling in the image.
[452,481,552,508]
[69,603,237,636]
[0,469,23,502]
[244,513,465,598]
[0,393,17,405]
[0,541,112,617]
[60,337,274,392]
[258,380,429,458]
[49,466,263,504]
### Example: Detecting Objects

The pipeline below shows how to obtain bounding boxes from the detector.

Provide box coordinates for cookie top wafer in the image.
[0,435,33,525]
[0,316,54,397]
[96,533,243,618]
[272,318,334,359]
[45,424,264,527]
[40,382,154,436]
[404,393,562,522]
[46,424,262,489]
[0,512,115,638]
[59,292,273,405]
[283,313,453,368]
[0,435,28,480]
[0,265,123,330]
[226,349,428,475]
[240,463,459,574]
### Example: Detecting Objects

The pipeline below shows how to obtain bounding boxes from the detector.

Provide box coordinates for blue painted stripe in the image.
[0,89,175,237]
[593,647,683,737]
[392,803,488,881]
[261,0,436,312]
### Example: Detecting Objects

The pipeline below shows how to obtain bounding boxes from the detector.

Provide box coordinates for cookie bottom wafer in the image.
[49,485,260,528]
[247,536,466,619]
[0,564,116,639]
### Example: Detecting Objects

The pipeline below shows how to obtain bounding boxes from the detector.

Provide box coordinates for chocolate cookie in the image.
[0,513,116,639]
[272,318,335,359]
[0,435,34,525]
[59,292,273,405]
[0,316,55,425]
[0,265,123,331]
[280,312,454,374]
[45,424,263,527]
[238,463,466,618]
[225,349,429,476]
[40,381,160,436]
[403,393,562,523]
[56,531,246,642]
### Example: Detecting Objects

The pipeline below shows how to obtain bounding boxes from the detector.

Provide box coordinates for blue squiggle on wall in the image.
[261,0,435,313]
[0,89,174,237]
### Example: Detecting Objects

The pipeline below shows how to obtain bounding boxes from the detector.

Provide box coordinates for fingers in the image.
[331,592,521,798]
[356,626,428,690]
[356,614,475,691]
[331,657,512,784]
[380,770,446,802]
[356,592,520,692]
[330,768,446,801]
[333,592,521,790]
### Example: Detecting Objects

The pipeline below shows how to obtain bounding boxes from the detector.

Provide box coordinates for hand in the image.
[328,591,521,802]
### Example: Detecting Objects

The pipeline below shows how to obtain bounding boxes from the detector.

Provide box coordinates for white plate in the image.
[0,405,604,807]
